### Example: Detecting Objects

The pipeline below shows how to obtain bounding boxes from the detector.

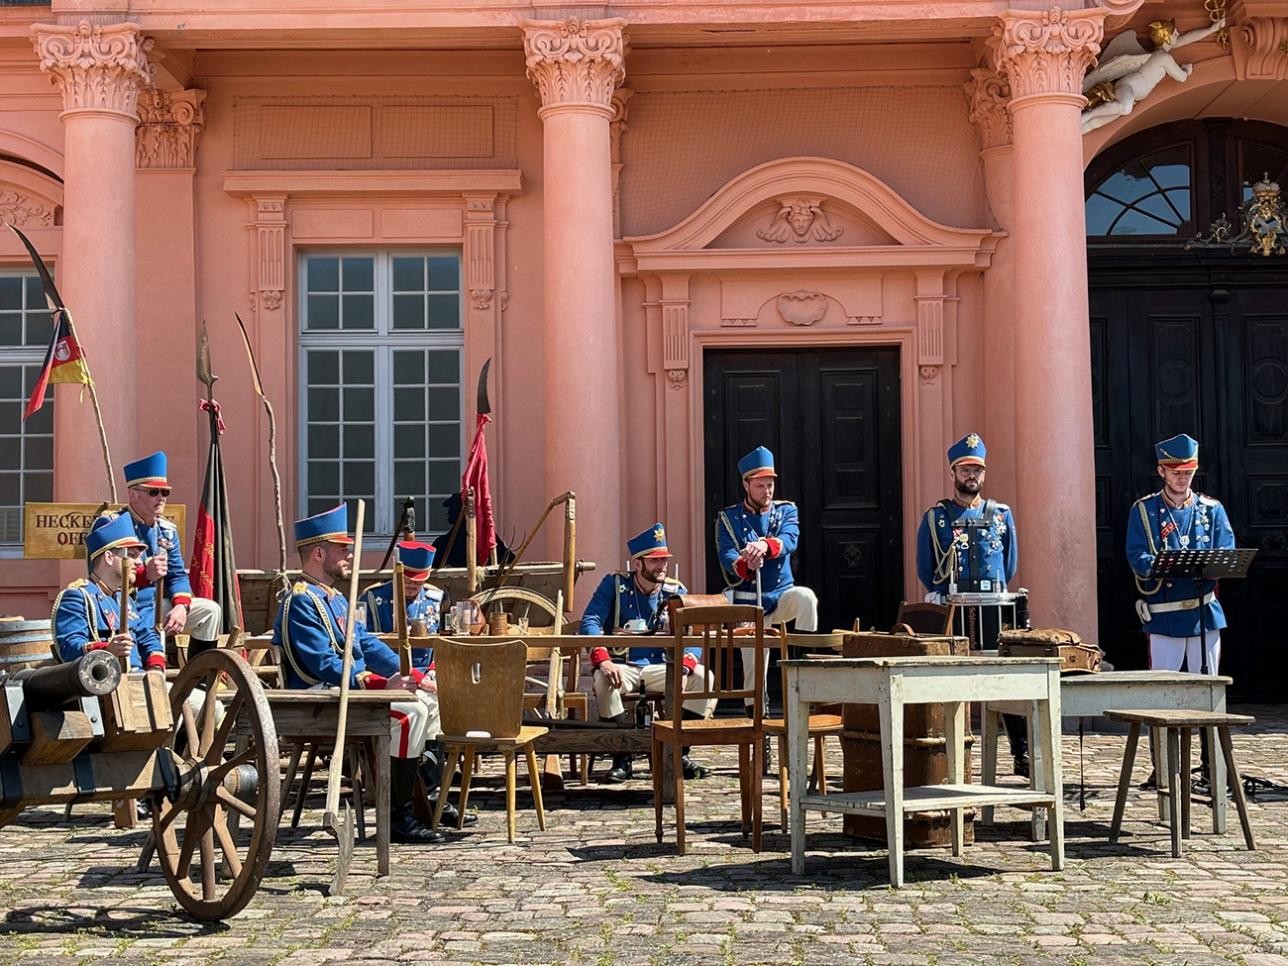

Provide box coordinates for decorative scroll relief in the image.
[464,194,497,311]
[33,20,154,118]
[776,290,828,326]
[610,89,634,238]
[136,89,206,169]
[662,302,689,370]
[988,8,1104,100]
[756,196,844,243]
[251,195,287,312]
[965,68,1012,150]
[1233,18,1288,81]
[721,277,882,329]
[521,17,627,111]
[0,190,55,228]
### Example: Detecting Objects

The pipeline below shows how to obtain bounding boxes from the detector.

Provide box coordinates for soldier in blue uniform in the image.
[360,541,445,670]
[274,504,455,843]
[52,513,167,671]
[580,524,713,784]
[916,433,1027,774]
[92,451,222,658]
[1126,434,1235,674]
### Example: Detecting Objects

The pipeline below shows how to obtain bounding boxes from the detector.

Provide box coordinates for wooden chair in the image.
[762,630,843,830]
[431,638,549,842]
[652,604,764,855]
[892,600,955,636]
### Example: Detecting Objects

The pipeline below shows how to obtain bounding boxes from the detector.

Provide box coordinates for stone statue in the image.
[1081,18,1225,135]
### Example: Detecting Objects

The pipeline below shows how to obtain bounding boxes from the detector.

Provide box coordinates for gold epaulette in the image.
[292,580,311,594]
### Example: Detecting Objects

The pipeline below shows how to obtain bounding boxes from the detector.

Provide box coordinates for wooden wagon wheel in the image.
[468,586,560,625]
[152,649,280,920]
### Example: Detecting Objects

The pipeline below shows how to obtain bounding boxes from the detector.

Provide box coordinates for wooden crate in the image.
[98,672,173,752]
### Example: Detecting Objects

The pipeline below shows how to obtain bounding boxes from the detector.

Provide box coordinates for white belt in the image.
[1147,592,1216,615]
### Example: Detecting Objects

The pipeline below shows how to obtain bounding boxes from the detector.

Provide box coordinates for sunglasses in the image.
[138,487,171,497]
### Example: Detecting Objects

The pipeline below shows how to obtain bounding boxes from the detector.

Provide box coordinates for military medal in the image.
[1179,535,1190,548]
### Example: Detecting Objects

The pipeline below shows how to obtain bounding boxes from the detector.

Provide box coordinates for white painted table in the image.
[784,655,1064,887]
[980,670,1232,832]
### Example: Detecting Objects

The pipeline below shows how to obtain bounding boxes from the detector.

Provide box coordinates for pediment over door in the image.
[620,156,1001,273]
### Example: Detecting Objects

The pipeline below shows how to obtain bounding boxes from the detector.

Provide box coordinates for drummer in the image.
[580,523,713,785]
[915,433,1028,776]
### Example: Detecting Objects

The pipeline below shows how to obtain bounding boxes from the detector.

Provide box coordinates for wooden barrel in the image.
[0,618,56,671]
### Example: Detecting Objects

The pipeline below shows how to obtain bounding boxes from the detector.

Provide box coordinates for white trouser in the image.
[593,662,715,720]
[1149,629,1221,675]
[309,684,439,759]
[725,584,819,703]
[162,595,222,640]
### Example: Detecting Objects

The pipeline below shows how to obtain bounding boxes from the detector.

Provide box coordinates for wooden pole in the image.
[562,492,576,612]
[393,560,411,676]
[465,487,478,595]
[324,499,364,824]
[84,372,118,504]
[117,556,132,673]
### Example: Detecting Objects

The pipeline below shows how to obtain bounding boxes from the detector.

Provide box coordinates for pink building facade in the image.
[1,1,1286,693]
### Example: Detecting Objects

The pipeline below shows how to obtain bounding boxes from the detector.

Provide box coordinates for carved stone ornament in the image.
[666,369,687,390]
[0,190,55,228]
[776,290,829,327]
[1233,17,1288,81]
[919,365,941,384]
[757,196,844,243]
[136,89,206,168]
[521,17,626,112]
[989,8,1104,101]
[33,20,155,119]
[965,67,1012,150]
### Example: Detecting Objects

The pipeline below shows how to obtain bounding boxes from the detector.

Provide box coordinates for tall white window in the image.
[0,271,54,548]
[298,252,464,536]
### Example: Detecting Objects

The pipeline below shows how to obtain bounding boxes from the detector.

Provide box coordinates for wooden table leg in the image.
[1152,727,1168,822]
[1037,673,1063,872]
[1208,702,1228,834]
[878,674,905,888]
[788,680,811,875]
[980,706,998,825]
[1027,704,1044,843]
[1165,728,1183,858]
[1180,727,1192,840]
[1109,722,1140,844]
[944,699,965,858]
[374,734,391,877]
[1217,726,1256,851]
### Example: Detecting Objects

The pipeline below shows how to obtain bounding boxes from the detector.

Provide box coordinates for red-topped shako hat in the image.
[124,451,169,490]
[294,503,355,549]
[1155,433,1199,471]
[396,541,435,579]
[738,446,777,480]
[947,433,987,469]
[628,523,673,559]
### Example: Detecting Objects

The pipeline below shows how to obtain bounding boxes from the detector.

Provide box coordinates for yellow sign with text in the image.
[23,503,187,560]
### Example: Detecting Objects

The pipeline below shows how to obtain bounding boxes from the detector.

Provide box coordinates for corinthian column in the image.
[989,8,1103,639]
[33,20,153,500]
[523,17,626,604]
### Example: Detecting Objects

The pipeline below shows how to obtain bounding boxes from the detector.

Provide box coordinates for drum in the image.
[946,590,1029,650]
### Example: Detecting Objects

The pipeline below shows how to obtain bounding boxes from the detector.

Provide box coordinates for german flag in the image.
[23,309,89,420]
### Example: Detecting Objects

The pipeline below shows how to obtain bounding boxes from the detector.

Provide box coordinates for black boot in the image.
[1003,714,1029,778]
[187,638,218,660]
[603,753,633,784]
[678,709,712,779]
[390,759,444,844]
[420,742,476,826]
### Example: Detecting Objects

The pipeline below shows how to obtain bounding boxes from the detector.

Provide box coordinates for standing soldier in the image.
[93,451,222,657]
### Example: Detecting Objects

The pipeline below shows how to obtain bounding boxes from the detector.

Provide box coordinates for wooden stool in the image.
[1105,709,1256,857]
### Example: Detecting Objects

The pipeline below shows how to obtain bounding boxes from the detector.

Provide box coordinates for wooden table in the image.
[257,691,401,876]
[980,670,1233,832]
[783,655,1064,887]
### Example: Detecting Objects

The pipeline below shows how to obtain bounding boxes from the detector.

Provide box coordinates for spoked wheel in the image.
[153,648,280,920]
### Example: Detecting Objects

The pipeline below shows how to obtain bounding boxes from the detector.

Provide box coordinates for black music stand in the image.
[1147,547,1257,675]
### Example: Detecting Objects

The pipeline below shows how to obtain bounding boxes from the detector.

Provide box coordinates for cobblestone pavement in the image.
[0,705,1286,966]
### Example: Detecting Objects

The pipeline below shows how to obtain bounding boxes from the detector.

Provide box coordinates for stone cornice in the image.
[521,17,626,115]
[965,66,1012,150]
[32,20,154,119]
[135,88,205,168]
[988,7,1104,102]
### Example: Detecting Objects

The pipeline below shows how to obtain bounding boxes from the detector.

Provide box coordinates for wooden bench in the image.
[1105,708,1256,857]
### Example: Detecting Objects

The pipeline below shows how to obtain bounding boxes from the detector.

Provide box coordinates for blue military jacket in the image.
[274,576,401,689]
[916,498,1018,595]
[95,508,194,625]
[1125,491,1234,636]
[360,580,444,669]
[714,500,800,614]
[51,577,164,669]
[579,574,699,666]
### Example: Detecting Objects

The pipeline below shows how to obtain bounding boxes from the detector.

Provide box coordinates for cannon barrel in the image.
[5,651,123,711]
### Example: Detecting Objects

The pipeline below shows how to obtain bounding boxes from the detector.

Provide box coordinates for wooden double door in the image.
[702,347,904,635]
[1090,260,1288,699]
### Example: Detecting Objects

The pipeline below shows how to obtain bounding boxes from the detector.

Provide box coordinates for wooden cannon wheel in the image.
[151,649,280,920]
[467,586,560,625]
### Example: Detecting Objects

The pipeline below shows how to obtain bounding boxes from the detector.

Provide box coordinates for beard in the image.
[323,556,352,583]
[955,478,982,498]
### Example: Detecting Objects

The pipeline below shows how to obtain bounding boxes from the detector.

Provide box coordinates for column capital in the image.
[965,67,1012,150]
[988,7,1104,103]
[521,17,627,117]
[32,20,154,120]
[136,88,206,168]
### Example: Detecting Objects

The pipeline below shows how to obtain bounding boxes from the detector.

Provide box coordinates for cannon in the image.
[0,649,280,921]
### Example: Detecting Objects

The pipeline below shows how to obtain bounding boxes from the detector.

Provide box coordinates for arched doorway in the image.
[1086,119,1288,699]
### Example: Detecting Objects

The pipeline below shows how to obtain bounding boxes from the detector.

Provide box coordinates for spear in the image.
[234,312,287,595]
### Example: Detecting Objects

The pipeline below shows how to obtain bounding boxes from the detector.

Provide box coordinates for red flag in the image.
[23,310,90,420]
[462,412,496,563]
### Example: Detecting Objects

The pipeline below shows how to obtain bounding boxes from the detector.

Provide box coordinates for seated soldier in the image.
[53,513,167,671]
[92,451,223,658]
[274,504,463,844]
[580,523,713,784]
[359,540,473,825]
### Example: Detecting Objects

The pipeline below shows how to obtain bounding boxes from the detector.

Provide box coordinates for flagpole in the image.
[64,310,117,504]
